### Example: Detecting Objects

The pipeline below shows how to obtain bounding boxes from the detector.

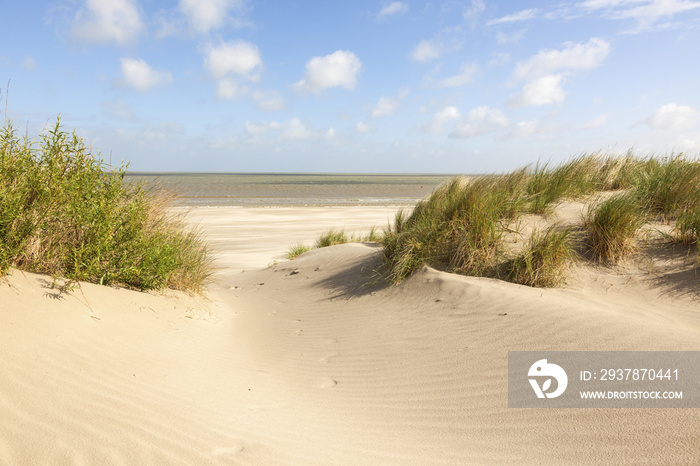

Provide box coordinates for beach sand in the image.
[2,204,700,464]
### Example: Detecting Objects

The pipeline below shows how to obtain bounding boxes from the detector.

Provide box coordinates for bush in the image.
[0,118,213,292]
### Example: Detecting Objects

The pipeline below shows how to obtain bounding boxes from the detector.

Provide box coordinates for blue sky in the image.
[2,0,700,173]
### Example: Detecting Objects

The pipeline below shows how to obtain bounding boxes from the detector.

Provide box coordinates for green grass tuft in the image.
[584,193,645,264]
[286,242,313,260]
[503,226,574,287]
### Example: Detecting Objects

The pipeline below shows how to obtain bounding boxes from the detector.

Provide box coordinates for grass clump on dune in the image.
[286,227,383,260]
[584,193,645,264]
[503,226,574,287]
[379,152,700,287]
[381,176,516,283]
[0,118,213,292]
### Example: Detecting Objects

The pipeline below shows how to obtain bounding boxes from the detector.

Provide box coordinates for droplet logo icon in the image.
[528,359,568,399]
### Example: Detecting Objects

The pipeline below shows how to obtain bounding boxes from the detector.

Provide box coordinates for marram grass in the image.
[0,118,214,292]
[377,152,700,287]
[584,193,645,264]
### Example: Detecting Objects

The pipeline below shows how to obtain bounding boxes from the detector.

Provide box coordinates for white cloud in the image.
[411,27,465,63]
[439,63,479,87]
[376,2,408,20]
[71,0,144,45]
[293,50,362,93]
[578,0,700,31]
[205,41,262,81]
[450,106,509,138]
[424,106,461,134]
[244,121,271,137]
[513,37,610,82]
[369,87,409,118]
[508,74,566,107]
[411,40,442,62]
[119,58,172,91]
[487,8,538,25]
[647,103,700,130]
[281,118,312,140]
[179,0,244,34]
[356,122,371,133]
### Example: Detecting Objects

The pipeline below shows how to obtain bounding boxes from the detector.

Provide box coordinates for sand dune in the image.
[2,206,700,464]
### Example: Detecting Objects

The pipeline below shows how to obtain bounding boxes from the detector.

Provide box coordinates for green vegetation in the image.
[584,193,644,264]
[376,152,700,287]
[286,227,382,260]
[503,226,574,288]
[0,118,213,292]
[315,228,349,248]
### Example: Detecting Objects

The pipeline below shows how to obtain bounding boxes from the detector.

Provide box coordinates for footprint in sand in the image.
[318,376,337,389]
[319,352,338,364]
[290,329,303,336]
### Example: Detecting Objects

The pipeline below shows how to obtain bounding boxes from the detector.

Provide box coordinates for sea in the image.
[123,173,457,207]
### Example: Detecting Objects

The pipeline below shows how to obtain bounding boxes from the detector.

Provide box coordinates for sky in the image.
[2,0,700,173]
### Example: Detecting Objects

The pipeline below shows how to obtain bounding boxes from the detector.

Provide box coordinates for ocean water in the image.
[123,173,456,207]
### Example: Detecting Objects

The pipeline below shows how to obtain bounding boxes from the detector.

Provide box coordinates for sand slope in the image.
[2,205,700,464]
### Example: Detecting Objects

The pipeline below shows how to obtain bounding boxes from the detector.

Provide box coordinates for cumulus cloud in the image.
[293,50,362,93]
[450,106,509,138]
[205,40,262,80]
[119,58,172,91]
[508,74,566,107]
[513,37,610,81]
[369,87,409,118]
[647,103,700,131]
[424,106,461,134]
[376,2,408,20]
[71,0,144,45]
[179,0,245,34]
[486,8,539,25]
[508,37,609,107]
[203,40,261,99]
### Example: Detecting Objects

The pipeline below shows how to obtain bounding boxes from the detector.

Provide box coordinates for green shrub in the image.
[0,118,213,292]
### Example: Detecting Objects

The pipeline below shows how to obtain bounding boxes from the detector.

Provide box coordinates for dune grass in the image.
[503,226,574,287]
[0,118,213,292]
[286,226,383,260]
[378,152,700,287]
[584,193,645,264]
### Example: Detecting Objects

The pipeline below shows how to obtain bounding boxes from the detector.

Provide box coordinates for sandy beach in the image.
[2,203,700,464]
